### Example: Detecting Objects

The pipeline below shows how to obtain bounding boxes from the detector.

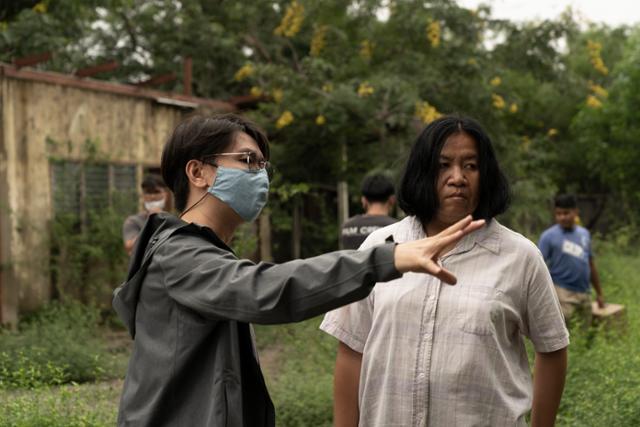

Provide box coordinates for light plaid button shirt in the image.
[320,217,569,426]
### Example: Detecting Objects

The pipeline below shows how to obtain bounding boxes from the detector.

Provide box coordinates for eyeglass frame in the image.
[202,152,270,172]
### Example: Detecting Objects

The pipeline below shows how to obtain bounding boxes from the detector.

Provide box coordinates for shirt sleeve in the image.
[586,229,593,259]
[319,293,373,353]
[153,235,401,325]
[319,233,384,353]
[537,232,551,263]
[522,245,570,353]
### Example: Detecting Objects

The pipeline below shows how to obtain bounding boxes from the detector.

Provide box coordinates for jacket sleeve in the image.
[153,236,401,324]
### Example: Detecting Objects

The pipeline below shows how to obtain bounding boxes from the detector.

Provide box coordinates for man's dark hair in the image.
[141,174,166,193]
[398,114,511,225]
[554,194,577,209]
[361,174,395,203]
[161,114,270,212]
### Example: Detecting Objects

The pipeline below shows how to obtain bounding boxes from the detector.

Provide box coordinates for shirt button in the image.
[418,373,426,380]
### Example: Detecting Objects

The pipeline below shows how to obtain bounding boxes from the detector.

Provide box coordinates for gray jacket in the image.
[113,213,400,426]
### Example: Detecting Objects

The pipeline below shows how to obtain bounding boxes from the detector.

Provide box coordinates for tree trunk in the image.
[337,139,349,249]
[259,209,273,262]
[337,181,349,249]
[292,197,302,259]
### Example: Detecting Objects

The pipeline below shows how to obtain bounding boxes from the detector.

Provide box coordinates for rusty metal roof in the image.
[0,62,236,112]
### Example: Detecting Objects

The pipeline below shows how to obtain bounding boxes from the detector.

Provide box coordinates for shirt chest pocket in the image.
[457,285,502,336]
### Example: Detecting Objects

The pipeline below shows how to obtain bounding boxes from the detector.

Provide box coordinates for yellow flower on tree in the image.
[587,40,609,76]
[547,128,558,137]
[492,94,505,110]
[414,101,442,124]
[467,58,478,66]
[360,40,374,61]
[32,2,47,13]
[588,81,608,98]
[509,103,518,114]
[274,1,304,38]
[250,87,263,97]
[521,136,532,151]
[271,88,284,103]
[490,76,502,87]
[234,64,254,82]
[276,111,294,129]
[315,115,326,126]
[426,19,441,48]
[310,25,328,57]
[322,82,334,93]
[357,82,374,97]
[586,95,603,109]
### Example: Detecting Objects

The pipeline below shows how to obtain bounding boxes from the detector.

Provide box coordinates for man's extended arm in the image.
[124,237,137,256]
[334,342,362,427]
[589,258,605,308]
[531,347,567,427]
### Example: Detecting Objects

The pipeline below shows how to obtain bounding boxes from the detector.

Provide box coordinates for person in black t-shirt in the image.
[341,174,397,250]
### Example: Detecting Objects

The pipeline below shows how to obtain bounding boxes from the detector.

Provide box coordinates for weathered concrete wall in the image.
[0,75,195,324]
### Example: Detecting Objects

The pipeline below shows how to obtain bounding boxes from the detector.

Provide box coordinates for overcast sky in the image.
[456,0,640,26]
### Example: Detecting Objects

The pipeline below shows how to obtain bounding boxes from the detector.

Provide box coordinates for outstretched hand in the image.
[393,215,485,284]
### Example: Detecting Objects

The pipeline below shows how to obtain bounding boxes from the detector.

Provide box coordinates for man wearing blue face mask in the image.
[122,174,170,256]
[112,114,485,427]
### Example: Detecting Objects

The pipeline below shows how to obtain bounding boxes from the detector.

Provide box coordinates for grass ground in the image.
[1,247,638,426]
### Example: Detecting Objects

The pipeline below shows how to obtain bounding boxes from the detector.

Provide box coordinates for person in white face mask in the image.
[122,174,169,256]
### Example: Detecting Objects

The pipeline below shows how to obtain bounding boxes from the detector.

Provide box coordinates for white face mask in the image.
[144,199,166,211]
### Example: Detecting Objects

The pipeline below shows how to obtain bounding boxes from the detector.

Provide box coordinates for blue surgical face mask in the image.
[207,166,269,222]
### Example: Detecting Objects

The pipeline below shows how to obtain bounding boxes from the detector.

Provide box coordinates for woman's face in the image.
[433,132,480,225]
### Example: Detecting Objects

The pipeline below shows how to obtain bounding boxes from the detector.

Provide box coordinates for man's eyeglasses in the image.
[205,152,270,172]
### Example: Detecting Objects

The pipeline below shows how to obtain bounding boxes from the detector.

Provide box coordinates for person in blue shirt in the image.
[538,194,605,325]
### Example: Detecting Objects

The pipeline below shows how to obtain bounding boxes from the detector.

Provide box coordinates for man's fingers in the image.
[438,215,473,236]
[433,219,485,252]
[436,268,458,285]
[462,219,485,235]
[434,230,465,249]
[436,267,457,285]
[423,260,457,285]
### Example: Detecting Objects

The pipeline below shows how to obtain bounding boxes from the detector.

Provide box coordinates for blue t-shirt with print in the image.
[538,224,592,293]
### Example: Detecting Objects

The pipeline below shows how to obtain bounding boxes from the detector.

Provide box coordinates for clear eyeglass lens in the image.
[242,153,268,171]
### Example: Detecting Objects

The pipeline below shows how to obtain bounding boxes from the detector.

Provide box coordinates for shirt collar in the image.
[396,216,502,256]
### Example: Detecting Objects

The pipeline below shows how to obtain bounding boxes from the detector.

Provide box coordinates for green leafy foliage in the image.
[50,206,129,308]
[0,381,120,427]
[3,0,639,248]
[555,249,640,425]
[0,301,117,389]
[254,317,336,427]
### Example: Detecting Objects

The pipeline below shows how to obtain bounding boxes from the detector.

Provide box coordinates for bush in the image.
[0,301,116,388]
[0,381,120,427]
[50,206,129,308]
[555,250,640,426]
[255,317,336,427]
[271,371,333,427]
